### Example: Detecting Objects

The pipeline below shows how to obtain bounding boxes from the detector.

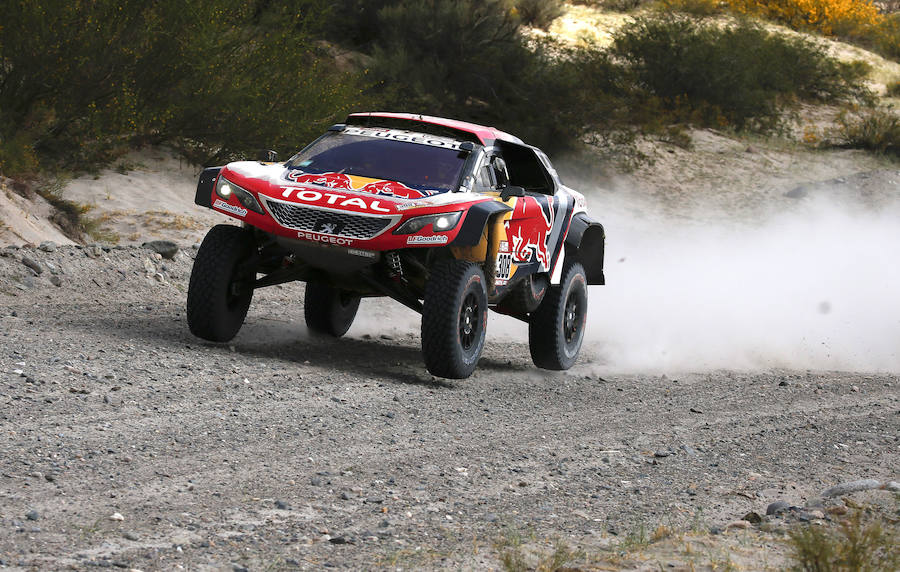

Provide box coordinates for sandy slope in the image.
[0,148,229,248]
[0,183,75,247]
[61,148,230,246]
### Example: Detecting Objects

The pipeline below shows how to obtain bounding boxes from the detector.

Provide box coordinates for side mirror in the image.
[500,185,525,201]
[258,149,278,162]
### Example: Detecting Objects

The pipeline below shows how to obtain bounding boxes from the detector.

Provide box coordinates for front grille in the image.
[264,198,394,240]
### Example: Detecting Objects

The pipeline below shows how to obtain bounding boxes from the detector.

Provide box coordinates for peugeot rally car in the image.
[188,112,605,378]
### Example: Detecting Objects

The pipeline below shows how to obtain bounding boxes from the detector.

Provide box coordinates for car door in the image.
[496,143,573,278]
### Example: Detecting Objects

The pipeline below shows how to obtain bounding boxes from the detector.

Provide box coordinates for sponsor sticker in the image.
[284,171,440,201]
[343,127,463,150]
[406,234,449,245]
[279,187,392,212]
[213,199,248,217]
[495,252,513,286]
[297,230,355,246]
[347,248,377,259]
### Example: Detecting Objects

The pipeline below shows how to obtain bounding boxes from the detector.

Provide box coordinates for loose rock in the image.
[766,501,790,515]
[143,240,179,259]
[21,256,43,275]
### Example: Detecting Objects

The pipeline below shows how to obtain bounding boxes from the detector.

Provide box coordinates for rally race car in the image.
[188,112,605,378]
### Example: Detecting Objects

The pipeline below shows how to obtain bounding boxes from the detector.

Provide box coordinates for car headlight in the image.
[393,212,462,235]
[215,175,264,214]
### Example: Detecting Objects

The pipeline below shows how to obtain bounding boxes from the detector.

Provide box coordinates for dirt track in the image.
[0,245,897,570]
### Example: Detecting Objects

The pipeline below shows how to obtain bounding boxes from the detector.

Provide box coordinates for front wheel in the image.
[187,224,257,342]
[304,282,361,337]
[421,260,488,379]
[528,261,587,370]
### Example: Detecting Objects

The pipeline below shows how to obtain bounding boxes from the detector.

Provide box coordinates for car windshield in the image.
[284,129,468,192]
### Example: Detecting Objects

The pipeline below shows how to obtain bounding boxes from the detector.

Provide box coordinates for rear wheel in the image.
[421,260,488,379]
[304,282,361,337]
[529,261,587,370]
[187,224,257,342]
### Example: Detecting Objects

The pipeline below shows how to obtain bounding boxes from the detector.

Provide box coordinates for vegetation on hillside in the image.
[613,16,869,131]
[0,0,360,174]
[0,0,895,179]
[661,0,900,59]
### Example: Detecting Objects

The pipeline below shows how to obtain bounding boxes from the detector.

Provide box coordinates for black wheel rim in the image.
[563,292,581,344]
[459,292,480,350]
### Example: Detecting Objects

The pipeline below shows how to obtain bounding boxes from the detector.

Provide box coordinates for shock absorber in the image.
[386,250,405,282]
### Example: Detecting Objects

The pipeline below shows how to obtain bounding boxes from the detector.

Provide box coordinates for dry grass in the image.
[834,104,900,154]
[142,210,207,231]
[788,508,900,571]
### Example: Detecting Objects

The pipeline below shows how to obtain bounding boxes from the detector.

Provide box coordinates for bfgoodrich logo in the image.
[213,199,248,217]
[407,234,449,245]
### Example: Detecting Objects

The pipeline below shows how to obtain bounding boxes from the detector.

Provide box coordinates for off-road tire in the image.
[497,274,549,318]
[529,261,587,370]
[187,224,257,342]
[421,260,488,379]
[304,282,361,337]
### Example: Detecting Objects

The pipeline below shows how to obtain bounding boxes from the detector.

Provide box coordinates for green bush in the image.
[571,0,649,10]
[0,0,364,172]
[874,14,900,61]
[370,0,523,111]
[515,0,565,29]
[612,16,869,131]
[835,106,900,155]
[887,80,900,97]
[659,0,724,16]
[365,0,637,153]
[325,0,399,50]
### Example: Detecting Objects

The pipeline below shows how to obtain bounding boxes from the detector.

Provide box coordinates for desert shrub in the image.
[571,0,651,9]
[515,0,565,29]
[365,0,648,153]
[607,0,653,10]
[887,79,900,95]
[0,118,41,178]
[873,13,900,59]
[722,0,900,61]
[834,105,900,154]
[660,0,725,16]
[727,0,883,36]
[325,0,399,49]
[142,0,363,162]
[788,510,900,571]
[0,0,363,171]
[370,0,521,109]
[367,0,617,152]
[612,16,869,131]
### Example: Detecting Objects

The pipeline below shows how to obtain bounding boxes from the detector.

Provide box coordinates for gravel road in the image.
[1,244,898,570]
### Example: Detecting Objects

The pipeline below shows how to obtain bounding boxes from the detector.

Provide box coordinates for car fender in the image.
[195,167,223,208]
[564,212,605,285]
[450,200,512,247]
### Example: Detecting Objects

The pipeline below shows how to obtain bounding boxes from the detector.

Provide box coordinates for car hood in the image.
[225,161,451,198]
[220,161,486,215]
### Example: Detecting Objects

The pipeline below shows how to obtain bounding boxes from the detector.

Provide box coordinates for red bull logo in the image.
[286,171,440,200]
[504,196,554,270]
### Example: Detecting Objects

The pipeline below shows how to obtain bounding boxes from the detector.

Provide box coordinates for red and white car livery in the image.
[189,112,605,378]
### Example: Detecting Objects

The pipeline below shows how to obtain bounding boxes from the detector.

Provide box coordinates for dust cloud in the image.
[349,183,900,374]
[586,193,900,373]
